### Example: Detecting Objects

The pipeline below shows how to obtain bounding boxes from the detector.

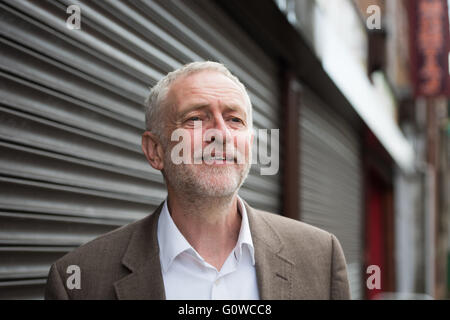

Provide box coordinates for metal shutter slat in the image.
[300,88,362,299]
[0,0,281,299]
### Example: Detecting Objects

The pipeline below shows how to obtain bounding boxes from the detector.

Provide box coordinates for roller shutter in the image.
[299,88,363,299]
[0,0,281,299]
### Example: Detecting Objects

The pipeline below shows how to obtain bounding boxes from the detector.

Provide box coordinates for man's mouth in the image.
[202,154,236,163]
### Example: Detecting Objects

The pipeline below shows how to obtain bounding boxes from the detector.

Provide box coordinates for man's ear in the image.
[142,131,164,171]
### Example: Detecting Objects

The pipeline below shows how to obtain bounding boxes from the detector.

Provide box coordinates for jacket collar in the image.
[114,202,166,300]
[114,200,294,300]
[244,201,294,300]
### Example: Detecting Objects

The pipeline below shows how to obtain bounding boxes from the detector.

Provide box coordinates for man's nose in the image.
[208,115,232,143]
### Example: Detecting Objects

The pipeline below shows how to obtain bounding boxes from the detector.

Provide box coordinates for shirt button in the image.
[215,279,220,286]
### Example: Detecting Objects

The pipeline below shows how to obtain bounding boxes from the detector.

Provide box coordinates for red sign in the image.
[409,0,450,97]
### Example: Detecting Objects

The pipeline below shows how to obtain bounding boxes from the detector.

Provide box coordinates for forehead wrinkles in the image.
[171,72,247,106]
[186,87,246,105]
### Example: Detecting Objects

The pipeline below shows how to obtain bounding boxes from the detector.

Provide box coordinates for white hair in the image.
[144,61,253,142]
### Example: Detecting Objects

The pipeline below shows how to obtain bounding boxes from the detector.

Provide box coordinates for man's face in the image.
[161,70,253,198]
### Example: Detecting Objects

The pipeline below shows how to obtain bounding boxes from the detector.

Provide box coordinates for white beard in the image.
[163,149,251,198]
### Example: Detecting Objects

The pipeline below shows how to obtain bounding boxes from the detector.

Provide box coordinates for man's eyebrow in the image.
[178,104,209,118]
[178,103,246,118]
[223,104,244,113]
[224,105,248,122]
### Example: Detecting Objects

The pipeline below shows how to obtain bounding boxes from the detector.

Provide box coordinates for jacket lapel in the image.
[114,203,166,300]
[245,202,294,300]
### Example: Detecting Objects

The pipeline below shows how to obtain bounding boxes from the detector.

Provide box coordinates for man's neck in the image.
[166,189,242,271]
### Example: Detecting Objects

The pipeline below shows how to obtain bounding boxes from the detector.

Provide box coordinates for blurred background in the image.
[0,0,449,300]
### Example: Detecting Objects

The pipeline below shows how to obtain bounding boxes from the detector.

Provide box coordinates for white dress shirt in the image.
[157,196,260,300]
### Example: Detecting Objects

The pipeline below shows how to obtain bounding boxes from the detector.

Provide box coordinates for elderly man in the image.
[45,61,351,300]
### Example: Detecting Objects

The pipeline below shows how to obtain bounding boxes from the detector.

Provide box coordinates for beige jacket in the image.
[45,201,351,299]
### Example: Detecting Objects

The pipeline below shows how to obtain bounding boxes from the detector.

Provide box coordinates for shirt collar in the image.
[157,196,255,273]
[234,196,255,265]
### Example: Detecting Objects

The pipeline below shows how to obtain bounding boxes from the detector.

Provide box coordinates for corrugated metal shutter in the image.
[299,88,363,299]
[0,0,281,299]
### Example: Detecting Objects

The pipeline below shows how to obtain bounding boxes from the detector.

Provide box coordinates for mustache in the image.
[193,143,243,163]
[200,154,236,162]
[167,139,250,165]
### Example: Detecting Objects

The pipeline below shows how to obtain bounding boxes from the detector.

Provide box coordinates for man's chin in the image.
[164,161,250,198]
[199,188,237,198]
[194,176,240,197]
[193,166,250,196]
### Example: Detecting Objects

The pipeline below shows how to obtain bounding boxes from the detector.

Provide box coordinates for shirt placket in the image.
[210,247,240,299]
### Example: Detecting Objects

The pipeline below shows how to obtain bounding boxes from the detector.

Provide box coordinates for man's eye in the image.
[230,117,243,123]
[188,116,201,121]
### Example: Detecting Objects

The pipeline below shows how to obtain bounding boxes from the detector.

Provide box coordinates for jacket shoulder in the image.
[254,208,333,246]
[251,208,339,266]
[250,208,350,299]
[53,215,147,270]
